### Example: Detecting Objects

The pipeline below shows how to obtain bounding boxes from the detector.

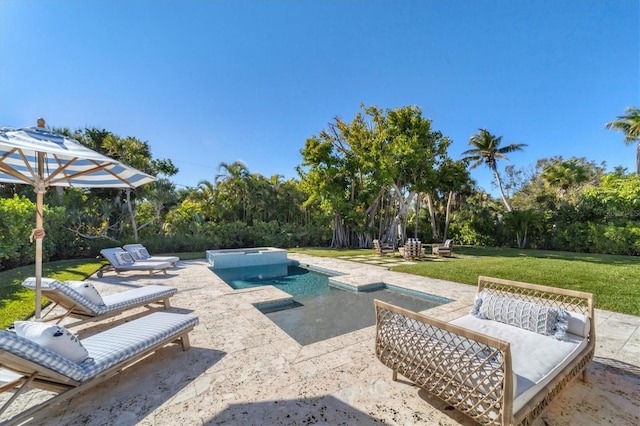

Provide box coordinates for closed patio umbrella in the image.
[0,118,157,319]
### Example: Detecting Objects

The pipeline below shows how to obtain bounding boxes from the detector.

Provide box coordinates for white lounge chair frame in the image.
[98,248,171,277]
[22,278,177,327]
[0,312,197,425]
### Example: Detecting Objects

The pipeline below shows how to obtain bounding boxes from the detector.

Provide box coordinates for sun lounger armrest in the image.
[374,299,514,425]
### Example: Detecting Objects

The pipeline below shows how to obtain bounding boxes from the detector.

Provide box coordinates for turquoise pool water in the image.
[213,264,339,297]
[212,263,451,346]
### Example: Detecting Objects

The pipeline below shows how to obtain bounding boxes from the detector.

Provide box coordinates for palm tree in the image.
[606,106,640,174]
[540,158,594,196]
[461,129,527,212]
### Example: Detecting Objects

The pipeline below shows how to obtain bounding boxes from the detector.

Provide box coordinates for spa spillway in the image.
[206,247,288,269]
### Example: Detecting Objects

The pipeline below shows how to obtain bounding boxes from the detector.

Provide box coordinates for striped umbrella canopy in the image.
[0,119,157,319]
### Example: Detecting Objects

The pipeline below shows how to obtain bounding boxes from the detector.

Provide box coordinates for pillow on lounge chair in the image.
[67,281,105,306]
[134,247,151,258]
[13,321,91,363]
[115,251,135,265]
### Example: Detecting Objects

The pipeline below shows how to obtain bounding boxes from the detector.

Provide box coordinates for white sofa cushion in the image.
[451,314,587,415]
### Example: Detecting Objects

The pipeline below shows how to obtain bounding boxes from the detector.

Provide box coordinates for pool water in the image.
[213,264,339,297]
[213,264,450,346]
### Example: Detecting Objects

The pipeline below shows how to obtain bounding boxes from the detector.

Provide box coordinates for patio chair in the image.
[0,311,198,425]
[432,239,454,257]
[22,277,177,327]
[123,244,179,266]
[401,239,424,260]
[373,239,395,255]
[98,247,172,278]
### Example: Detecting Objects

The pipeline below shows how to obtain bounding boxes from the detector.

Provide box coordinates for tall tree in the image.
[606,106,640,174]
[462,129,526,212]
[215,161,251,222]
[299,105,451,248]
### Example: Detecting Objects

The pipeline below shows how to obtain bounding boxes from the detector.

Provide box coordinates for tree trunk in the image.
[413,193,420,239]
[443,191,454,242]
[383,184,416,246]
[425,194,438,240]
[493,168,512,212]
[126,188,139,242]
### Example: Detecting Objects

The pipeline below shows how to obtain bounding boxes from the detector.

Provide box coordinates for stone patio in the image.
[1,253,638,425]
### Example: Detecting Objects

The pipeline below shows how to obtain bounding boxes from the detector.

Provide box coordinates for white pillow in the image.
[115,251,134,265]
[134,247,150,259]
[472,292,567,339]
[13,321,91,363]
[566,311,591,337]
[67,281,105,306]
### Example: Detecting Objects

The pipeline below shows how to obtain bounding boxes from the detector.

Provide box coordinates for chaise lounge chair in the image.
[98,247,172,278]
[22,277,178,327]
[123,244,180,266]
[0,311,197,425]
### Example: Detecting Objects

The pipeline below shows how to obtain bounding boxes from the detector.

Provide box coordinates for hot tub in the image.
[206,247,288,269]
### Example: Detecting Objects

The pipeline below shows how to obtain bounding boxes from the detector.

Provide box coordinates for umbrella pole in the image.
[34,190,44,320]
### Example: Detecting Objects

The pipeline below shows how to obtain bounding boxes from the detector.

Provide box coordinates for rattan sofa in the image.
[374,276,595,426]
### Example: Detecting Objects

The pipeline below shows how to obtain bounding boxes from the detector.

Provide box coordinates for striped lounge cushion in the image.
[0,313,198,383]
[79,312,198,380]
[22,279,177,316]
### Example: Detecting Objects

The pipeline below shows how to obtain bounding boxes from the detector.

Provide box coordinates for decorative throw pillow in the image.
[67,281,105,306]
[134,247,150,259]
[13,321,91,363]
[115,251,134,265]
[566,311,590,337]
[472,292,567,339]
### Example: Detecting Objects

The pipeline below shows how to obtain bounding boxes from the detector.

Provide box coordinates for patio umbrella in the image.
[0,118,157,319]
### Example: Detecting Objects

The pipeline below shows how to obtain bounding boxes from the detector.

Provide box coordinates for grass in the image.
[0,251,204,329]
[290,246,640,316]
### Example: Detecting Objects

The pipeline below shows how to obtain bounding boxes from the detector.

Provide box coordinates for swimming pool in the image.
[212,263,451,346]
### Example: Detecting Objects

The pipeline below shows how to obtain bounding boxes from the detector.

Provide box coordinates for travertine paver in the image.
[0,253,638,425]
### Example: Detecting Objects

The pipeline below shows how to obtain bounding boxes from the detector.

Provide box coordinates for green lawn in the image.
[290,246,640,316]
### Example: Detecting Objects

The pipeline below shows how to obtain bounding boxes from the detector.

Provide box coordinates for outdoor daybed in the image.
[374,276,595,426]
[0,311,198,425]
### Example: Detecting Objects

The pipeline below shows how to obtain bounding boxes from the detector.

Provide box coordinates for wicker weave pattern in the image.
[478,277,591,317]
[374,276,595,426]
[376,310,507,425]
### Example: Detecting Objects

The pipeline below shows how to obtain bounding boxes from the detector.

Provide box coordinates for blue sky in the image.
[1,0,638,194]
